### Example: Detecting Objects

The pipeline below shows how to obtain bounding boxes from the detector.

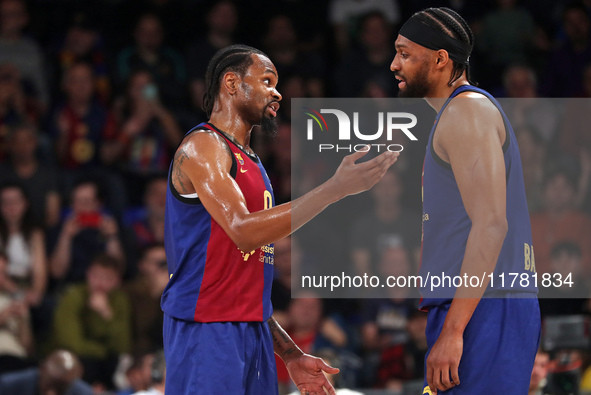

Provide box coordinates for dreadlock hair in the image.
[202,44,269,117]
[410,8,476,86]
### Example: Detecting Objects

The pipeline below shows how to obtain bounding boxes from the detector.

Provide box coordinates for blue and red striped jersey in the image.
[161,123,275,322]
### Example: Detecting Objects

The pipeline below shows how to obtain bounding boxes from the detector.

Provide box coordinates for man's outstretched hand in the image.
[286,353,340,395]
[330,148,399,200]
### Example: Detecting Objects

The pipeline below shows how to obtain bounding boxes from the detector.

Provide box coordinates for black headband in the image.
[398,17,472,65]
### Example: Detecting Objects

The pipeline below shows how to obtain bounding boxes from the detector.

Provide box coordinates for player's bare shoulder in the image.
[171,129,233,195]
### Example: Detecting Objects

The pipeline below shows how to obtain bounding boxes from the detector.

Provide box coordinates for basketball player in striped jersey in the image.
[391,8,540,395]
[161,45,399,395]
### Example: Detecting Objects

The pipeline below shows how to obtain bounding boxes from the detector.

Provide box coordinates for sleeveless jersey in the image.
[161,122,275,322]
[419,85,537,309]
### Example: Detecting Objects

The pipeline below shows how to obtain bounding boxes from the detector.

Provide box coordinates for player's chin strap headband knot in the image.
[399,18,472,65]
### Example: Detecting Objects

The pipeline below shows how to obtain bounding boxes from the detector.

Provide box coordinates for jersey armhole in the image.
[168,128,238,205]
[430,94,511,170]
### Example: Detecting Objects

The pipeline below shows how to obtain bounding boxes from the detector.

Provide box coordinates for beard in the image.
[261,109,278,136]
[397,64,431,98]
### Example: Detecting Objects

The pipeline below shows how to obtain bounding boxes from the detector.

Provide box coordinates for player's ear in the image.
[435,49,450,69]
[222,71,239,95]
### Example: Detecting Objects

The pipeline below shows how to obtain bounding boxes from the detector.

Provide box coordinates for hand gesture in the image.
[426,329,463,394]
[285,354,340,395]
[99,215,119,239]
[330,149,399,199]
[88,292,113,320]
[62,215,81,239]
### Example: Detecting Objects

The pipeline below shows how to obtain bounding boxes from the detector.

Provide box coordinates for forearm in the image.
[50,235,72,278]
[229,178,341,252]
[268,316,303,364]
[444,221,507,334]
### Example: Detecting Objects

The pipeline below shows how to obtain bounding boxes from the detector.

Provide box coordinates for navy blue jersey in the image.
[419,86,536,309]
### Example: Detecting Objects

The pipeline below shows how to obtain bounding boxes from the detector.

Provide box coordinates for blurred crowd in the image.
[0,0,591,393]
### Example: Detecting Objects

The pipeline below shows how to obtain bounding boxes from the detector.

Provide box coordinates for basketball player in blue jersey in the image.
[390,8,540,395]
[162,44,399,395]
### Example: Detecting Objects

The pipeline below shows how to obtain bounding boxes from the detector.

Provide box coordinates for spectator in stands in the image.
[116,13,186,108]
[275,293,348,392]
[477,0,535,89]
[185,0,237,126]
[529,349,550,395]
[334,11,398,97]
[131,350,165,395]
[125,244,166,354]
[0,349,93,395]
[0,249,33,374]
[0,182,46,307]
[539,242,590,316]
[0,0,48,110]
[47,62,119,171]
[0,64,36,161]
[271,235,296,318]
[50,11,111,104]
[516,126,546,212]
[530,165,591,275]
[52,254,131,390]
[359,244,419,387]
[374,310,428,390]
[113,69,182,198]
[263,14,325,98]
[49,179,124,285]
[541,1,591,97]
[117,353,153,395]
[128,176,166,249]
[329,0,400,54]
[0,123,60,226]
[349,169,421,278]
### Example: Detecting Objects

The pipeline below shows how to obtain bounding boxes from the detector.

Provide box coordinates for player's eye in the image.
[263,78,271,84]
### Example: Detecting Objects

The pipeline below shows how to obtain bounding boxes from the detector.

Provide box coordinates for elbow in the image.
[228,223,260,253]
[480,216,508,242]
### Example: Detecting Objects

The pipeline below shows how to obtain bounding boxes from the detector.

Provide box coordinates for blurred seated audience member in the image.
[126,176,167,251]
[515,126,546,212]
[541,2,591,97]
[349,169,421,279]
[499,64,559,144]
[0,250,34,374]
[0,123,60,226]
[49,179,124,285]
[117,352,153,395]
[52,254,131,390]
[477,0,535,89]
[263,14,325,98]
[125,244,167,354]
[530,165,591,275]
[113,69,182,201]
[0,0,48,110]
[49,11,111,104]
[131,350,165,395]
[539,242,590,316]
[329,0,400,54]
[47,62,119,171]
[0,183,46,307]
[275,293,348,391]
[0,349,93,395]
[374,310,428,391]
[529,349,550,395]
[185,0,237,125]
[116,13,186,108]
[334,11,397,98]
[0,63,36,161]
[287,349,363,395]
[267,123,292,204]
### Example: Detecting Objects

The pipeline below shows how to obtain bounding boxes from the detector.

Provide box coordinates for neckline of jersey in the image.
[205,122,260,163]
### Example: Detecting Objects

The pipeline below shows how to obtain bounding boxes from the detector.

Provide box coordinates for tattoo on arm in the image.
[172,147,190,194]
[268,317,303,362]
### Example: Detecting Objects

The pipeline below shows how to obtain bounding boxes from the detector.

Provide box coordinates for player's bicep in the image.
[440,103,507,223]
[178,133,251,232]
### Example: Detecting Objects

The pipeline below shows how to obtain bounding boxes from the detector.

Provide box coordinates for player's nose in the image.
[272,87,282,102]
[390,54,400,72]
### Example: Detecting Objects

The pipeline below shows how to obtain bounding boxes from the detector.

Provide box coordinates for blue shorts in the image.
[422,295,541,394]
[163,314,279,395]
